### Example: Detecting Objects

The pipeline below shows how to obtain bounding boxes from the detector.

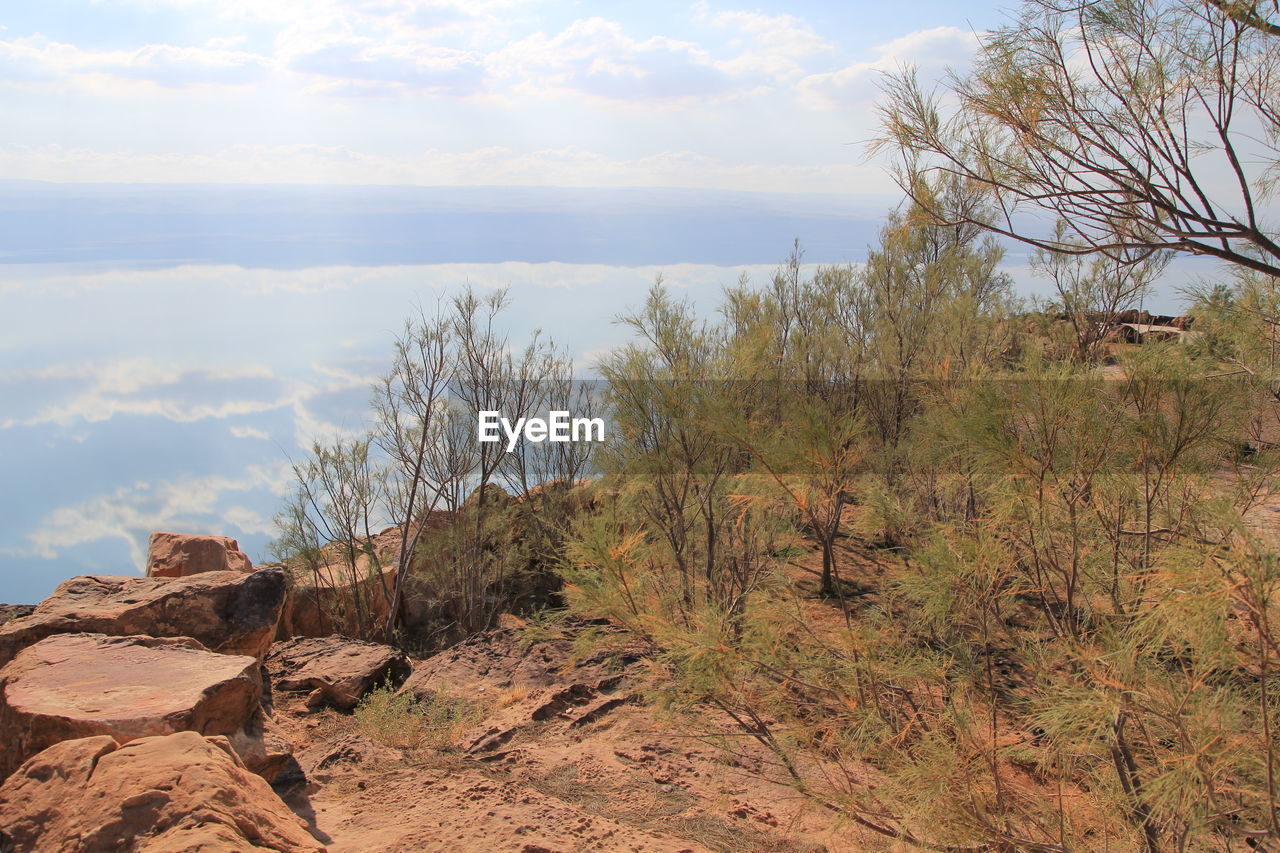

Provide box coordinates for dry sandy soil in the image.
[270,622,856,853]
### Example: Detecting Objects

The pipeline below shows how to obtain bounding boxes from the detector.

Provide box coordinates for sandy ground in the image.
[272,624,853,853]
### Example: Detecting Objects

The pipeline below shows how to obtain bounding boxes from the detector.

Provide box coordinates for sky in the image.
[0,0,1005,189]
[10,0,1208,605]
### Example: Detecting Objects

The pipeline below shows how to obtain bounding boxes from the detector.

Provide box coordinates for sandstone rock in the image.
[274,527,404,640]
[460,683,611,754]
[294,731,403,781]
[0,732,325,852]
[0,567,286,667]
[146,531,253,578]
[0,604,33,628]
[460,483,514,512]
[399,622,647,700]
[267,636,411,711]
[0,633,262,780]
[278,567,393,640]
[231,710,303,787]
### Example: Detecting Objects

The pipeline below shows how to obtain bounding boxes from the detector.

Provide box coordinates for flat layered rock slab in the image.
[399,623,649,700]
[302,764,708,853]
[267,637,410,711]
[0,633,261,779]
[0,732,324,852]
[0,567,286,667]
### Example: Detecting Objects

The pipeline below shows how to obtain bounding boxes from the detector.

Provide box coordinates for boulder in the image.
[0,732,325,852]
[266,636,411,711]
[0,567,287,667]
[0,633,262,780]
[146,531,253,578]
[230,710,303,788]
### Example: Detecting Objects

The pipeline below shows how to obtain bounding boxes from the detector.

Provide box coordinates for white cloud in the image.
[0,7,979,119]
[23,462,292,568]
[112,0,511,29]
[0,3,487,96]
[488,13,834,104]
[0,361,285,429]
[712,10,831,81]
[493,17,739,103]
[205,35,249,49]
[797,26,981,110]
[8,7,825,104]
[221,504,276,536]
[0,262,357,296]
[0,142,889,192]
[0,35,272,91]
[99,43,270,86]
[0,259,803,299]
[230,425,271,439]
[1,359,272,396]
[0,353,379,458]
[276,14,488,96]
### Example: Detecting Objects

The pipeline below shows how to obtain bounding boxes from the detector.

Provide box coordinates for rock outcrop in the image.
[0,604,33,628]
[267,636,411,711]
[146,531,253,578]
[456,682,635,756]
[274,527,402,640]
[0,568,286,667]
[279,567,393,641]
[232,711,302,787]
[0,732,325,852]
[0,633,261,779]
[399,622,648,700]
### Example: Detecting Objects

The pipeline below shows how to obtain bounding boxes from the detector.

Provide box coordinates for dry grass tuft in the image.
[355,684,476,750]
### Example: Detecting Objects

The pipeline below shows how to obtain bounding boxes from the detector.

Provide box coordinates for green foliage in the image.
[556,184,1280,850]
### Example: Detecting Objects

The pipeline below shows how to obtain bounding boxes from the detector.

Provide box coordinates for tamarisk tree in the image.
[878,0,1280,276]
